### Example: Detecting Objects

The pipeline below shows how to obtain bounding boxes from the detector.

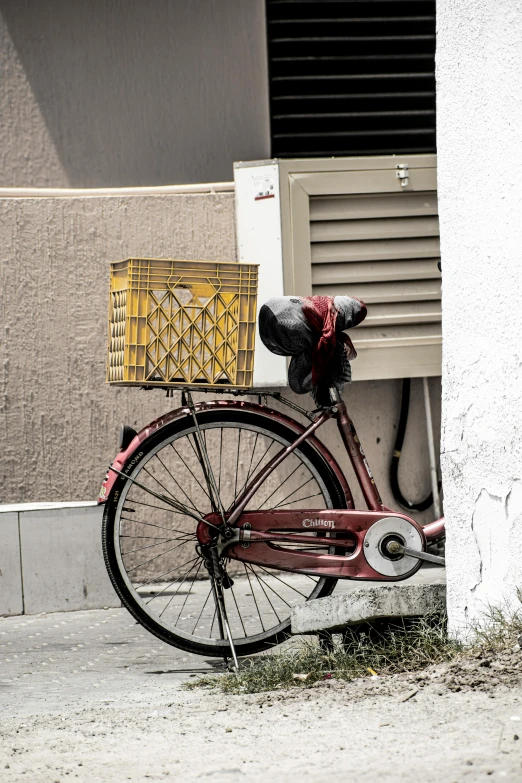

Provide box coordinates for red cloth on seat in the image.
[301,295,367,386]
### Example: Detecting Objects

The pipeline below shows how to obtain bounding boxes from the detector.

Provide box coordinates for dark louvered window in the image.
[266,0,436,157]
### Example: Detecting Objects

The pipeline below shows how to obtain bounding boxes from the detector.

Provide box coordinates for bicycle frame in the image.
[195,395,444,581]
[99,393,445,583]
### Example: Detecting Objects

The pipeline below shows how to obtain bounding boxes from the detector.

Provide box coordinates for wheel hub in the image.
[196,513,222,545]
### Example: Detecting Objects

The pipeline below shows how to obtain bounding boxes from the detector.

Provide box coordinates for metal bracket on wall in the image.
[396,164,409,187]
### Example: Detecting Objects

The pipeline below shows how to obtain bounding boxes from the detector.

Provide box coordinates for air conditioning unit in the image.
[234,156,441,387]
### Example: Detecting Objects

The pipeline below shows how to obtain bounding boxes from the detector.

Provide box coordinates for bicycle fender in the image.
[97,399,353,507]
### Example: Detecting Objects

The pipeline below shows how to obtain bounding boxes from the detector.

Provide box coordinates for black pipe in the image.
[390,378,439,512]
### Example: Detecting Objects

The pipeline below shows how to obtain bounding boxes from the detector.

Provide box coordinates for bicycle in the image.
[99,379,445,669]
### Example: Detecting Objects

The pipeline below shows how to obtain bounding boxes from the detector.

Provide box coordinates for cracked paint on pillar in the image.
[438,0,522,636]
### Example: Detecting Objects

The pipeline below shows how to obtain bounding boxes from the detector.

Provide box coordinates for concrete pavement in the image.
[0,606,218,718]
[0,566,445,717]
[3,574,522,783]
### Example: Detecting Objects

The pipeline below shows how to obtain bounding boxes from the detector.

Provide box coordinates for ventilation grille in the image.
[267,0,436,157]
[310,190,441,361]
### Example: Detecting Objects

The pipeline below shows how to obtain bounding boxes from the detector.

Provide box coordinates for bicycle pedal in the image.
[222,574,234,589]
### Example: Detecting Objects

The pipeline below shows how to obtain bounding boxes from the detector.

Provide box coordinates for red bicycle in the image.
[99,382,445,668]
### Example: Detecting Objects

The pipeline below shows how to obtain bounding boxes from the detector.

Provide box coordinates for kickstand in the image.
[209,547,239,673]
[221,611,239,673]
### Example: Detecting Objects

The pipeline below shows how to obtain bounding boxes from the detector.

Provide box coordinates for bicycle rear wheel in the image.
[102,407,347,657]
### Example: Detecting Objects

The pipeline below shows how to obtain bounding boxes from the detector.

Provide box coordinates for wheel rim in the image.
[113,418,336,650]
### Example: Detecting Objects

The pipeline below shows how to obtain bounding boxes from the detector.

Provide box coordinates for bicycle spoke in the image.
[121,517,196,537]
[147,557,201,607]
[228,583,248,638]
[122,497,193,517]
[173,560,204,624]
[188,433,217,509]
[247,565,292,610]
[273,476,315,509]
[142,466,193,513]
[228,438,276,512]
[137,556,200,591]
[170,442,212,503]
[117,467,205,523]
[218,428,224,496]
[262,462,302,506]
[191,586,213,635]
[193,422,225,520]
[210,604,218,638]
[239,430,259,497]
[120,534,190,540]
[143,577,180,604]
[270,564,321,585]
[254,564,310,598]
[121,536,193,556]
[246,565,284,621]
[233,428,242,502]
[243,564,266,632]
[154,451,202,516]
[125,540,194,574]
[275,492,322,509]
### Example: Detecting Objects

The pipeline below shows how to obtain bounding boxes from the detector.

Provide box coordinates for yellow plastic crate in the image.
[107,258,258,388]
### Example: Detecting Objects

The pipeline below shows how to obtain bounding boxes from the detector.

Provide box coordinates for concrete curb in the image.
[291,582,446,634]
[0,502,120,616]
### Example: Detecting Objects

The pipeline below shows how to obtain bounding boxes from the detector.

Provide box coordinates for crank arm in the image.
[399,545,445,566]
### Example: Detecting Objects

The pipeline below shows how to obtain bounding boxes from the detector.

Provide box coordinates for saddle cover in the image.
[259,295,367,406]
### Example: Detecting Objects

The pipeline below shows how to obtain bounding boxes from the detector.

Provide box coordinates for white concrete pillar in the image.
[437,1,522,635]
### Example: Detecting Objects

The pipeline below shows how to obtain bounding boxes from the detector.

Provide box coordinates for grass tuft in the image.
[185,613,459,694]
[469,598,522,653]
[185,601,522,695]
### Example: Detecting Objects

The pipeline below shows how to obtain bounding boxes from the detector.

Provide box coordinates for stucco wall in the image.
[0,189,440,525]
[0,193,237,501]
[437,0,522,634]
[0,0,270,187]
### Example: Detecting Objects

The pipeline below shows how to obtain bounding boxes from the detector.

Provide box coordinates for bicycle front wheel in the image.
[102,407,347,657]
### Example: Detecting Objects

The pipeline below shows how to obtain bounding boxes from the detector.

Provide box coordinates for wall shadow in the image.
[0,0,270,186]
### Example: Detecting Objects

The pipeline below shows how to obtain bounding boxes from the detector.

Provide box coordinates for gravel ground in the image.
[2,604,522,782]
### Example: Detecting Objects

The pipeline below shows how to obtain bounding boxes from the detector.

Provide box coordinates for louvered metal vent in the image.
[309,187,441,379]
[266,0,436,158]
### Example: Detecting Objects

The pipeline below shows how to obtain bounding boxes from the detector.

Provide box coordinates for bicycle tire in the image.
[102,407,348,657]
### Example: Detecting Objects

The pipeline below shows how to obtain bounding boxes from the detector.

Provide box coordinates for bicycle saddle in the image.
[259,294,366,406]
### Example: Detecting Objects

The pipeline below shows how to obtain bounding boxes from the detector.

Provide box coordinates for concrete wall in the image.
[0,502,119,616]
[0,0,270,187]
[437,0,522,635]
[0,192,237,503]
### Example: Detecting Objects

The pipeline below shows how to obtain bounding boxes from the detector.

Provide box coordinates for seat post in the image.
[329,386,342,405]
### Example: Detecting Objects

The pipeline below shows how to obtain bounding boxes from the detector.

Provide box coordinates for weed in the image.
[185,613,459,694]
[186,601,522,695]
[469,599,522,652]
